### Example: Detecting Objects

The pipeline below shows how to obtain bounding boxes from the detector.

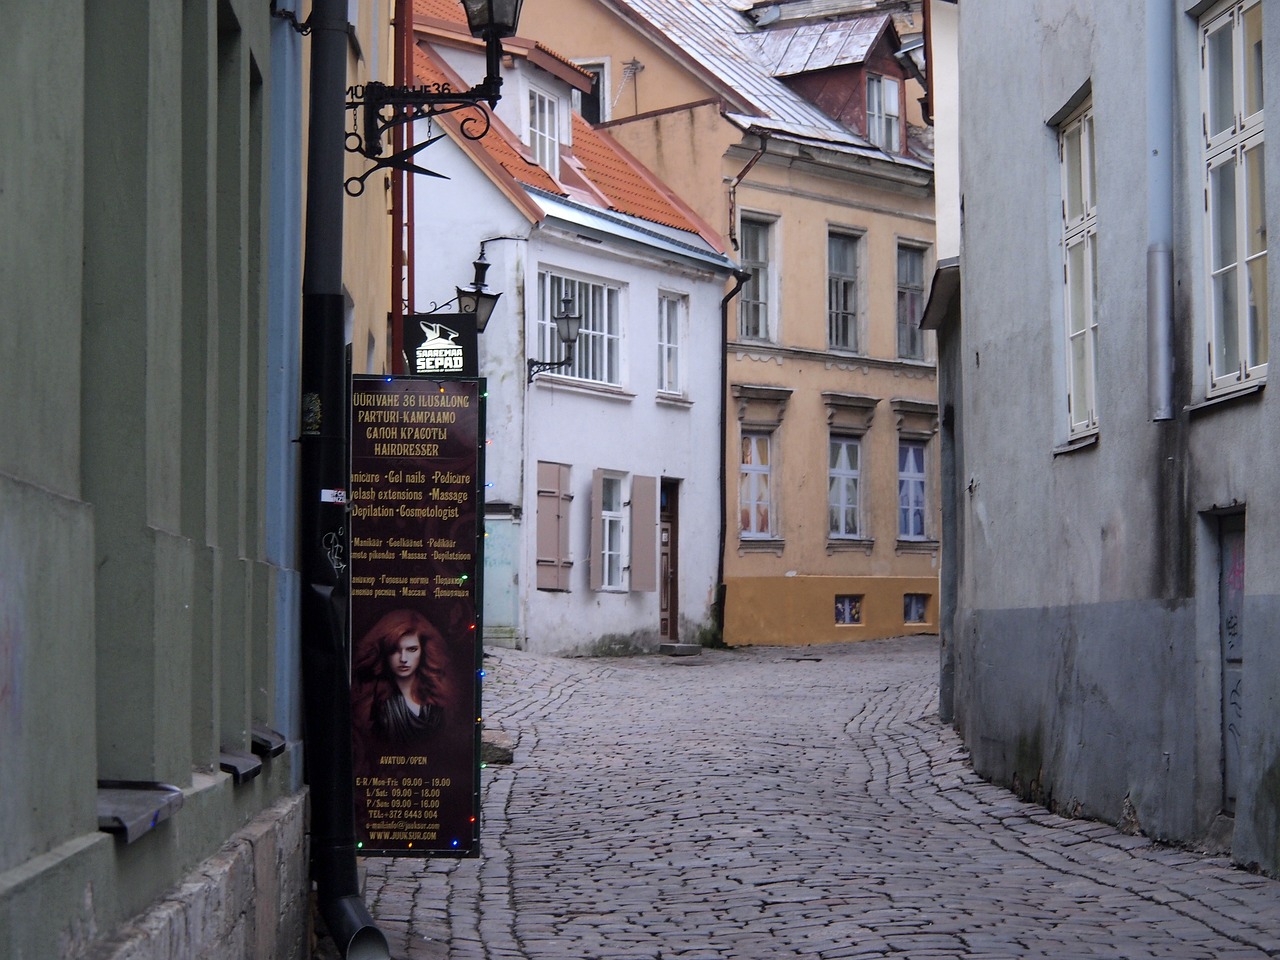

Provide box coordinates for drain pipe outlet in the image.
[326,895,392,959]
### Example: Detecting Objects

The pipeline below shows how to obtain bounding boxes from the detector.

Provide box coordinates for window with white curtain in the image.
[529,88,560,178]
[867,74,901,152]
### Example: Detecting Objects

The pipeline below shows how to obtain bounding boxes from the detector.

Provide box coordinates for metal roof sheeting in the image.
[609,0,927,168]
[527,187,735,271]
[612,0,841,130]
[750,15,887,77]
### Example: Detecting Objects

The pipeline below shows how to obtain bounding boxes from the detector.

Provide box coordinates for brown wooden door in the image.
[660,480,679,641]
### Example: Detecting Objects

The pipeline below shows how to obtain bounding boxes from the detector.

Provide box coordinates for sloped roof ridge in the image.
[531,40,594,78]
[726,112,933,171]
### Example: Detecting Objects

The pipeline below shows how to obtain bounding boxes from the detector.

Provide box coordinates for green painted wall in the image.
[0,2,308,956]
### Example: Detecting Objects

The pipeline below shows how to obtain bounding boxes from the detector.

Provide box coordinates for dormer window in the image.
[529,88,561,178]
[573,63,607,124]
[867,74,900,152]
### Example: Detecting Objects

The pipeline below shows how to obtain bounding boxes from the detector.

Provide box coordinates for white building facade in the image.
[409,16,735,655]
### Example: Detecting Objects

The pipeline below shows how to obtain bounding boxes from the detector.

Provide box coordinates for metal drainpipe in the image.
[300,1,390,957]
[726,133,768,252]
[1147,0,1175,421]
[715,133,766,631]
[716,270,753,634]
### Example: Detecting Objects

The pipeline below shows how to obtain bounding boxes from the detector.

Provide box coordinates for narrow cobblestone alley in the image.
[362,637,1280,959]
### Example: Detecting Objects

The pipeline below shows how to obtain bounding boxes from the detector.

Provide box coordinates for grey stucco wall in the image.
[955,0,1280,873]
[955,600,1208,842]
[1236,593,1280,872]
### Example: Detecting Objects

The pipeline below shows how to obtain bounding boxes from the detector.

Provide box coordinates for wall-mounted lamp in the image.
[456,250,502,333]
[527,297,582,383]
[461,0,526,104]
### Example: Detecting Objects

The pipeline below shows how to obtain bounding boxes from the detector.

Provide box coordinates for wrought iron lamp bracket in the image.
[527,347,576,384]
[344,80,498,194]
[270,2,311,35]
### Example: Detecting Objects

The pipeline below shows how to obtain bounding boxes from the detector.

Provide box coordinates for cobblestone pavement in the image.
[363,637,1280,959]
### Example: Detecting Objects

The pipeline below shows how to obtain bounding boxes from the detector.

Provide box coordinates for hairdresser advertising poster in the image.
[348,375,484,856]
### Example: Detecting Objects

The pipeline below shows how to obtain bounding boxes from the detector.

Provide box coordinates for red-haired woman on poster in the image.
[351,609,451,747]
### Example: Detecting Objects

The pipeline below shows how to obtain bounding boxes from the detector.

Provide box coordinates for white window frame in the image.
[1202,0,1267,394]
[867,74,901,152]
[898,440,927,541]
[897,244,928,360]
[537,271,621,386]
[1060,101,1099,435]
[529,87,561,179]
[739,432,773,539]
[828,232,860,351]
[600,474,627,591]
[739,218,773,341]
[828,435,861,539]
[657,292,684,394]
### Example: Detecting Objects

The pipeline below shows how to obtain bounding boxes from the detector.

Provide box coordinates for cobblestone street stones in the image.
[362,637,1280,959]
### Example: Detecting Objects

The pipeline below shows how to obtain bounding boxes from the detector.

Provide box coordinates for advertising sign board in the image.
[402,313,478,378]
[348,375,484,856]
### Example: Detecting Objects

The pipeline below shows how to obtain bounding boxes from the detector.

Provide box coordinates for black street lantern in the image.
[527,297,583,382]
[459,0,525,105]
[456,251,502,333]
[460,0,525,39]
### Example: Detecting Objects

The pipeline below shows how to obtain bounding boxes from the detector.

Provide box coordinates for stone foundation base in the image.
[92,792,309,960]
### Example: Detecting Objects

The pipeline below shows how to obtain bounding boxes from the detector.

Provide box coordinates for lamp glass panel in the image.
[460,0,524,37]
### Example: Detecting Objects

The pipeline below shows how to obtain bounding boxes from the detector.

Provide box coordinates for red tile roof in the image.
[569,115,705,237]
[413,0,466,26]
[412,45,562,195]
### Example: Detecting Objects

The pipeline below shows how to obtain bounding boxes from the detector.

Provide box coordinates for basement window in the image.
[904,593,929,623]
[835,594,863,625]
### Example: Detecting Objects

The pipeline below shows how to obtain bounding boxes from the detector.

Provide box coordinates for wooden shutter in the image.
[535,461,572,591]
[629,475,658,592]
